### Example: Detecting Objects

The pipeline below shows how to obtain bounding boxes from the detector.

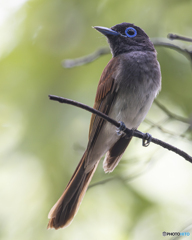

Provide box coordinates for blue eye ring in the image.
[125,27,137,38]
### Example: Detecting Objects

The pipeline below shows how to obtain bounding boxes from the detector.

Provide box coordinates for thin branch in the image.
[63,38,192,68]
[49,95,192,163]
[88,175,136,190]
[152,38,192,61]
[145,118,191,141]
[88,151,166,189]
[144,119,183,136]
[154,99,190,124]
[168,33,192,43]
[182,126,192,138]
[88,173,141,190]
[88,177,116,190]
[63,47,110,68]
[49,95,119,127]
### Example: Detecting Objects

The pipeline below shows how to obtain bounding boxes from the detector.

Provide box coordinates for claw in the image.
[116,121,126,136]
[142,133,152,147]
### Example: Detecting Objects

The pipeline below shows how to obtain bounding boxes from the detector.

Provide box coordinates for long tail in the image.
[47,151,99,229]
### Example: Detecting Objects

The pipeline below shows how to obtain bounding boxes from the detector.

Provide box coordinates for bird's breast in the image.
[109,51,161,129]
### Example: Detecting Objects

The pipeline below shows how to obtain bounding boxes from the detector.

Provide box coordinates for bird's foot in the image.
[116,121,126,136]
[142,133,152,147]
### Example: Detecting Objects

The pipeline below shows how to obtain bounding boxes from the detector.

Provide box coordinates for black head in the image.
[94,22,155,57]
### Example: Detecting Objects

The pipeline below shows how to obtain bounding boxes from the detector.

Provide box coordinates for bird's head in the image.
[94,22,155,57]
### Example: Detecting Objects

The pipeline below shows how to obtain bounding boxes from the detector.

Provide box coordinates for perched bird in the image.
[48,22,161,229]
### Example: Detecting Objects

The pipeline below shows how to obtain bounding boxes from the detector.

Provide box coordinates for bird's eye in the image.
[125,27,137,38]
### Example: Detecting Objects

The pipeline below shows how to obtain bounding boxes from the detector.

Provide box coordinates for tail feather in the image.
[103,136,132,173]
[47,151,99,229]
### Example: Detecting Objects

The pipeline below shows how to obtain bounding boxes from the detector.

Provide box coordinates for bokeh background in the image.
[1,0,192,239]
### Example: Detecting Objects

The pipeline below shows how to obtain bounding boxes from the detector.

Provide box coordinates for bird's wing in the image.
[87,55,132,173]
[87,56,120,152]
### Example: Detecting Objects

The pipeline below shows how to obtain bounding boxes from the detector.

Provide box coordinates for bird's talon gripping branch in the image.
[116,121,127,136]
[142,133,152,147]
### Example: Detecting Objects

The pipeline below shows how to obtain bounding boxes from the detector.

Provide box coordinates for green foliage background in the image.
[0,0,192,239]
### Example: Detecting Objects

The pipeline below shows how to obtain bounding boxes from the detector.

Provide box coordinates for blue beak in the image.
[94,26,120,36]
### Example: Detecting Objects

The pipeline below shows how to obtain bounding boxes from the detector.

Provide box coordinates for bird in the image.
[47,22,161,229]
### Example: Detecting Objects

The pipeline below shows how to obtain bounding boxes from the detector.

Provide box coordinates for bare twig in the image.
[88,174,138,190]
[49,95,192,163]
[168,33,192,43]
[182,126,192,138]
[152,38,192,61]
[88,171,145,189]
[63,38,192,68]
[88,177,116,189]
[144,119,182,136]
[63,47,110,68]
[145,118,191,140]
[154,99,190,124]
